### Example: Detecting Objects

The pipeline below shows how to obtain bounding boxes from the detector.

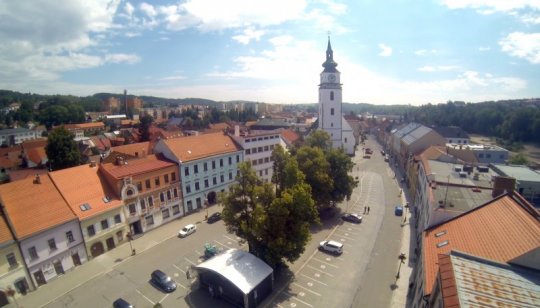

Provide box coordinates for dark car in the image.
[207,212,222,223]
[113,298,133,308]
[150,270,176,293]
[342,213,362,223]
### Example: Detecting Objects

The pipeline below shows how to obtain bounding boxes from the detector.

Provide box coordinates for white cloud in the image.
[499,32,540,64]
[232,28,265,45]
[104,53,141,64]
[378,44,392,57]
[124,2,135,16]
[418,65,459,72]
[140,2,157,18]
[269,35,294,46]
[441,0,540,11]
[414,49,437,56]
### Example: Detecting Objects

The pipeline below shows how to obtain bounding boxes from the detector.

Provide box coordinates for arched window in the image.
[330,91,334,100]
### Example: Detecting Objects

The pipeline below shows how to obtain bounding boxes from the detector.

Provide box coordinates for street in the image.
[17,135,409,308]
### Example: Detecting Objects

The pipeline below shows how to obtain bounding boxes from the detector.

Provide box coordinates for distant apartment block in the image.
[0,128,39,146]
[446,143,509,164]
[62,122,105,139]
[432,126,470,145]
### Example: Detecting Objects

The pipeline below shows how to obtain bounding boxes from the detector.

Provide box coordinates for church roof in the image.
[322,37,339,73]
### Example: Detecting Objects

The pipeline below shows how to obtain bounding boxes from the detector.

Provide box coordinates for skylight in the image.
[436,240,449,248]
[435,230,447,237]
[79,203,92,211]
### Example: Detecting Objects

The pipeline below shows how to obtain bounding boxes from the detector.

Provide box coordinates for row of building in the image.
[0,127,290,302]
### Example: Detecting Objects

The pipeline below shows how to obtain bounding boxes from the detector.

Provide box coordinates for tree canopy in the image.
[46,126,81,171]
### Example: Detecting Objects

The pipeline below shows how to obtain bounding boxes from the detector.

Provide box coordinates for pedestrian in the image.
[364,206,367,214]
[367,206,370,214]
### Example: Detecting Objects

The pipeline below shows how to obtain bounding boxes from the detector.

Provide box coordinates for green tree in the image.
[305,130,332,151]
[46,126,81,170]
[221,162,319,268]
[139,115,153,141]
[295,146,333,208]
[509,153,528,165]
[326,148,358,202]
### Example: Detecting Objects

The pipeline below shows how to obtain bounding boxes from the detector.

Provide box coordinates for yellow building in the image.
[50,163,129,259]
[0,215,32,302]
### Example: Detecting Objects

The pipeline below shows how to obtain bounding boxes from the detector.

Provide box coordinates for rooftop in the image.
[446,143,508,152]
[491,164,540,183]
[402,125,433,146]
[0,214,14,245]
[438,251,540,307]
[163,132,242,163]
[0,174,76,239]
[428,160,496,188]
[100,154,176,179]
[49,164,123,220]
[423,193,540,296]
[431,184,494,212]
[196,249,273,294]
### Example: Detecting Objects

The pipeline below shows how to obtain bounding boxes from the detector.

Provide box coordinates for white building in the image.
[0,128,39,146]
[229,126,282,183]
[317,38,355,155]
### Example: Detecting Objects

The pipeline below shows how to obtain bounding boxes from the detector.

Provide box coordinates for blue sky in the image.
[0,0,539,105]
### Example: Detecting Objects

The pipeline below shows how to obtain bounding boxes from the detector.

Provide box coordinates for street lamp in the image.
[396,253,407,279]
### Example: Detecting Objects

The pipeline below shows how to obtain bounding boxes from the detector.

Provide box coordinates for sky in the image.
[0,0,539,105]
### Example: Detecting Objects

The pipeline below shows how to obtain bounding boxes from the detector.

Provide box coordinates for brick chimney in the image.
[492,176,516,198]
[34,174,41,184]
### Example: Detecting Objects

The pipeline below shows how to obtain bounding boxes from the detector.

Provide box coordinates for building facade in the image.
[0,128,39,147]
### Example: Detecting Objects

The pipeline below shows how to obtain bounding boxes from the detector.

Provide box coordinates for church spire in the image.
[322,36,338,72]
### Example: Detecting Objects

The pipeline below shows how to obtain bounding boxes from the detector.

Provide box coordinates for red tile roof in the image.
[280,129,299,145]
[49,164,122,220]
[423,193,540,296]
[0,174,76,239]
[0,214,14,244]
[63,122,105,130]
[163,132,242,162]
[26,147,47,164]
[110,141,152,157]
[100,154,176,179]
[21,138,47,150]
[0,156,16,168]
[7,168,48,182]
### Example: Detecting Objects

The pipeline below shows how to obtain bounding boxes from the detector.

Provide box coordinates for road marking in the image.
[213,239,233,249]
[194,249,202,255]
[184,257,196,265]
[306,265,334,277]
[173,264,186,273]
[312,258,339,268]
[136,289,155,305]
[333,233,356,241]
[284,292,314,307]
[174,279,187,289]
[223,235,238,242]
[293,283,321,296]
[300,273,327,286]
[159,294,169,304]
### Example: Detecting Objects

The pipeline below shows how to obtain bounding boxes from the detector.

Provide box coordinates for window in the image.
[6,253,17,268]
[264,157,269,163]
[220,159,223,167]
[194,165,198,174]
[228,157,232,165]
[258,158,263,165]
[212,161,216,169]
[162,208,170,219]
[185,167,189,176]
[204,162,208,171]
[137,182,142,191]
[258,147,263,152]
[186,184,191,193]
[28,247,38,260]
[160,193,165,202]
[229,172,233,180]
[87,225,96,236]
[486,154,491,158]
[148,197,154,207]
[48,238,57,251]
[129,203,136,215]
[171,172,176,181]
[173,188,178,198]
[155,177,160,186]
[172,205,180,215]
[220,175,224,183]
[236,155,240,163]
[478,153,484,158]
[330,91,334,100]
[331,108,334,115]
[252,160,258,166]
[116,231,123,242]
[141,199,147,211]
[187,200,193,211]
[331,123,333,127]
[101,219,109,230]
[449,139,453,143]
[146,179,151,189]
[344,138,347,143]
[164,174,169,183]
[167,191,172,200]
[66,231,75,243]
[265,169,269,175]
[195,182,200,191]
[213,177,217,185]
[252,147,257,154]
[145,215,154,225]
[114,214,121,224]
[264,145,269,151]
[204,179,209,188]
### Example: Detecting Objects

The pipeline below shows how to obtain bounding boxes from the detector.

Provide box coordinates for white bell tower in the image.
[318,37,342,149]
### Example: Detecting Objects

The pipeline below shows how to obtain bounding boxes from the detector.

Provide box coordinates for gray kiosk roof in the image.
[196,249,273,294]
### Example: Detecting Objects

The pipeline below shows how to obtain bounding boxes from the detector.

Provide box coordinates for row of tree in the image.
[221,131,358,269]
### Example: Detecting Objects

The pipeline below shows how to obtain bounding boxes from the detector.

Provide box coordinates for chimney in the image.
[492,176,516,198]
[90,160,97,167]
[34,174,41,184]
[116,156,125,166]
[235,125,240,137]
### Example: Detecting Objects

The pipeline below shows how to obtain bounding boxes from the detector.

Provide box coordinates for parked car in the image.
[178,224,197,237]
[150,270,177,293]
[207,212,222,223]
[113,298,133,308]
[319,240,343,255]
[341,213,362,223]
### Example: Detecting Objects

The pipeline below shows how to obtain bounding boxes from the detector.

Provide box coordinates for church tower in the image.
[318,37,343,149]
